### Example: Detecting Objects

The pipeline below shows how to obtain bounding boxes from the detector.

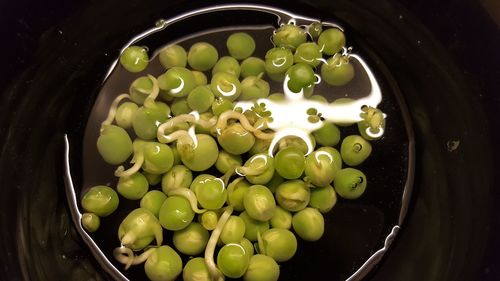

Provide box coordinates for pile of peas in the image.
[81,21,386,281]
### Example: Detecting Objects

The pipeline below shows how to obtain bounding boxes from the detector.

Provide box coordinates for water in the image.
[68,5,414,281]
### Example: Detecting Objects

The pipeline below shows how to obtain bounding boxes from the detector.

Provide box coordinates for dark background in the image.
[0,0,499,280]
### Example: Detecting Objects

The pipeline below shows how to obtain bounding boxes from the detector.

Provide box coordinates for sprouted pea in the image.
[270,206,292,229]
[240,57,266,78]
[272,24,307,50]
[161,164,193,194]
[183,257,210,281]
[212,56,241,77]
[309,185,337,213]
[292,207,325,241]
[220,216,246,245]
[258,228,297,262]
[321,53,355,86]
[140,190,167,217]
[159,44,187,69]
[340,135,372,166]
[118,208,163,250]
[173,222,209,256]
[158,196,195,231]
[117,172,149,200]
[187,42,219,71]
[144,245,183,281]
[243,254,280,281]
[243,185,276,222]
[81,213,100,233]
[120,46,149,73]
[275,180,310,212]
[227,32,256,60]
[334,167,367,199]
[81,185,119,217]
[317,28,346,55]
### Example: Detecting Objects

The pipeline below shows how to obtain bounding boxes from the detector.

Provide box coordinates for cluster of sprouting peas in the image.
[80,21,386,281]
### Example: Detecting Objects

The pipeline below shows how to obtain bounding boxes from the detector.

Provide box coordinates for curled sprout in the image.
[142,75,160,109]
[113,246,156,270]
[166,188,207,214]
[101,93,131,128]
[214,111,275,140]
[360,106,386,136]
[115,152,144,177]
[205,206,234,281]
[157,113,217,142]
[235,154,270,176]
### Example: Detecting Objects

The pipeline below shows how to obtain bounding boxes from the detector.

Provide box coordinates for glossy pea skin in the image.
[132,102,169,140]
[81,213,100,233]
[158,196,195,231]
[304,147,342,187]
[216,150,243,174]
[294,42,322,67]
[309,185,337,213]
[218,123,255,155]
[187,42,219,71]
[118,208,163,250]
[199,210,218,231]
[172,222,209,255]
[217,243,250,278]
[183,257,210,281]
[286,63,316,93]
[212,56,241,77]
[143,171,162,186]
[193,176,227,210]
[140,190,167,217]
[241,57,266,78]
[210,72,242,101]
[239,75,270,100]
[259,228,297,262]
[292,207,325,241]
[220,216,246,244]
[97,125,133,165]
[119,46,149,73]
[334,168,367,199]
[275,180,310,212]
[81,185,119,217]
[227,32,256,60]
[144,245,183,281]
[272,24,307,50]
[270,206,292,229]
[243,254,280,281]
[170,98,191,116]
[228,179,251,211]
[275,147,306,180]
[192,70,208,86]
[340,135,372,166]
[187,85,215,113]
[266,71,286,82]
[278,135,315,155]
[313,122,341,147]
[242,153,275,185]
[318,28,345,56]
[264,47,294,74]
[161,165,193,194]
[117,172,149,200]
[321,54,355,86]
[158,67,197,98]
[239,211,270,242]
[129,76,154,105]
[142,142,174,175]
[177,134,219,171]
[243,185,276,222]
[159,44,187,69]
[211,97,234,116]
[115,102,138,129]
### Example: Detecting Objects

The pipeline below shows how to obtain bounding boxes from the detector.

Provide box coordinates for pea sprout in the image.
[166,188,207,214]
[204,206,234,281]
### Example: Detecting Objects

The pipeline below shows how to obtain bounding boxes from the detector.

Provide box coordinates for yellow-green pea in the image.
[227,178,251,211]
[177,134,219,171]
[275,180,310,212]
[215,150,243,174]
[243,185,276,222]
[292,207,324,241]
[170,98,191,116]
[118,208,163,250]
[144,246,182,281]
[270,206,292,229]
[187,42,219,71]
[192,70,208,86]
[198,211,218,231]
[115,102,138,129]
[161,165,193,194]
[340,135,372,166]
[217,243,250,278]
[243,254,280,281]
[241,57,265,78]
[309,185,337,213]
[183,257,210,281]
[187,85,215,113]
[220,216,246,244]
[308,22,323,39]
[142,142,174,174]
[248,138,271,156]
[241,153,275,185]
[143,171,162,186]
[239,75,270,100]
[81,213,100,233]
[129,76,153,105]
[117,172,149,200]
[334,168,367,199]
[321,54,354,86]
[218,123,255,155]
[259,228,297,262]
[140,190,167,217]
[212,56,241,77]
[211,97,234,116]
[159,44,187,69]
[97,125,133,165]
[266,173,284,194]
[119,46,148,73]
[240,238,255,259]
[158,196,195,231]
[158,67,197,98]
[172,222,209,256]
[81,185,119,217]
[272,24,307,50]
[274,146,305,180]
[239,211,269,242]
[318,28,345,56]
[313,122,341,147]
[304,147,342,187]
[227,32,256,60]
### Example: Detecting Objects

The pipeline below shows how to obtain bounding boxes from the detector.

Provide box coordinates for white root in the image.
[101,93,131,128]
[113,246,156,270]
[114,153,144,177]
[143,75,160,109]
[215,111,275,140]
[205,206,234,281]
[167,188,206,214]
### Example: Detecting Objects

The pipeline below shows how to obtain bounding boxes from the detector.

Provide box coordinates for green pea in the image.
[313,122,341,146]
[239,211,269,242]
[294,42,322,67]
[272,24,307,50]
[275,180,310,212]
[132,103,169,140]
[317,28,345,56]
[193,176,227,210]
[170,144,182,165]
[308,22,323,39]
[143,171,162,186]
[97,125,133,165]
[243,185,276,222]
[227,32,256,60]
[286,63,316,93]
[161,165,193,194]
[216,150,242,174]
[144,246,182,281]
[274,147,306,180]
[340,135,372,166]
[187,85,215,113]
[158,196,195,231]
[187,42,219,71]
[334,168,367,199]
[142,142,174,174]
[358,106,386,140]
[159,44,187,69]
[190,174,215,194]
[278,135,315,155]
[292,207,324,241]
[267,92,285,101]
[266,173,284,194]
[210,72,242,101]
[81,213,100,233]
[199,210,218,231]
[309,185,337,213]
[241,57,265,78]
[169,98,190,116]
[243,254,280,281]
[129,76,154,105]
[267,71,286,82]
[119,46,148,73]
[220,216,246,244]
[192,70,208,86]
[114,102,138,129]
[321,54,354,86]
[140,190,167,217]
[304,147,342,187]
[264,47,294,74]
[217,243,250,278]
[240,238,255,259]
[259,228,297,262]
[240,75,270,100]
[177,134,219,171]
[183,257,210,281]
[218,123,255,155]
[212,56,241,77]
[227,178,251,211]
[248,138,271,156]
[117,172,149,200]
[173,222,209,255]
[240,153,275,185]
[309,95,328,103]
[81,185,119,217]
[211,97,234,116]
[118,208,163,250]
[270,206,292,229]
[158,67,196,98]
